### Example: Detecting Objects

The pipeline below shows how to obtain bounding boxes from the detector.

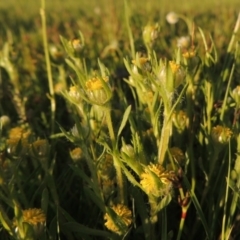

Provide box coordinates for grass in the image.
[0,0,240,239]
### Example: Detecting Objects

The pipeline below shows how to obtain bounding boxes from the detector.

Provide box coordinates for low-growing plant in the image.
[0,1,240,239]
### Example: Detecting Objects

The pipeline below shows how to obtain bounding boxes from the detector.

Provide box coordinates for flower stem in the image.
[105,107,125,204]
[40,0,56,134]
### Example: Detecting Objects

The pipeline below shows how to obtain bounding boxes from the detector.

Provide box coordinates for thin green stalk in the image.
[221,142,231,240]
[105,107,125,204]
[220,62,235,121]
[40,0,56,134]
[158,109,172,165]
[124,0,135,59]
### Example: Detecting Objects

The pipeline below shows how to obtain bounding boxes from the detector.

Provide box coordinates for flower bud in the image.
[143,23,159,46]
[85,76,111,105]
[166,12,179,24]
[0,115,11,128]
[231,85,240,106]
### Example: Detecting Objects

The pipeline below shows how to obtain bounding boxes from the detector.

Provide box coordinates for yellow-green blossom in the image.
[104,204,132,235]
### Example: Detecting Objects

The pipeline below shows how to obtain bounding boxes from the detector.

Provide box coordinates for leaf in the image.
[117,105,132,138]
[41,188,49,215]
[226,178,240,197]
[61,222,116,238]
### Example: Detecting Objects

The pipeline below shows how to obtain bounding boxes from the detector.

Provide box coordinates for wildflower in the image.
[70,147,83,162]
[177,36,191,49]
[169,147,185,166]
[70,39,83,52]
[68,85,82,103]
[0,115,10,128]
[104,204,132,235]
[31,139,49,158]
[182,49,196,59]
[85,76,111,104]
[14,208,46,238]
[49,44,64,62]
[132,57,150,71]
[121,144,135,159]
[231,85,240,106]
[211,125,232,145]
[143,23,159,46]
[169,61,186,87]
[8,127,30,141]
[140,163,176,197]
[166,12,179,24]
[7,127,30,156]
[54,82,65,94]
[172,110,188,132]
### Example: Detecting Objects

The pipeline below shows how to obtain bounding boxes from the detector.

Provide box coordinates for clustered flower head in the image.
[140,163,176,197]
[68,85,82,103]
[6,127,31,155]
[14,208,46,238]
[143,23,159,46]
[70,147,83,162]
[85,76,111,104]
[211,125,233,145]
[104,204,132,235]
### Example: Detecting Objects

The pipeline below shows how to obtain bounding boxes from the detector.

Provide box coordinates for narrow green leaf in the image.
[61,222,116,238]
[41,188,49,215]
[117,105,132,138]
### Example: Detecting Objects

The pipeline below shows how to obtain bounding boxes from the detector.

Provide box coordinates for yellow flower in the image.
[85,76,108,91]
[182,49,196,58]
[140,163,176,196]
[211,125,232,145]
[85,76,110,104]
[132,57,149,66]
[70,147,83,162]
[21,208,46,226]
[14,208,46,238]
[104,204,132,235]
[169,61,180,74]
[68,85,82,102]
[8,127,30,141]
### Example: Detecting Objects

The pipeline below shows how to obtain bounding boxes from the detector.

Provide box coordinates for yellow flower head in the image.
[211,125,232,145]
[140,163,176,196]
[169,61,180,74]
[22,208,46,225]
[13,208,46,238]
[85,76,109,91]
[8,127,30,141]
[104,204,132,235]
[70,147,83,162]
[13,208,46,227]
[182,49,196,59]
